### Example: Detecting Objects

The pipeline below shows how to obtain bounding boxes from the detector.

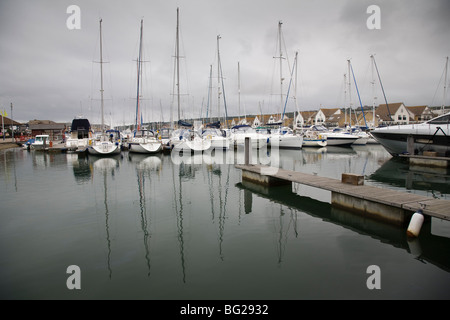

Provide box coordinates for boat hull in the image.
[186,139,212,152]
[270,135,304,149]
[323,136,358,147]
[233,135,269,149]
[206,137,231,150]
[128,142,162,154]
[88,142,121,155]
[65,138,91,153]
[172,139,212,152]
[31,143,47,151]
[303,139,327,147]
[370,129,450,156]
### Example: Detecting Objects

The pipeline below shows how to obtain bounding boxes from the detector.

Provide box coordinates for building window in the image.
[398,115,402,120]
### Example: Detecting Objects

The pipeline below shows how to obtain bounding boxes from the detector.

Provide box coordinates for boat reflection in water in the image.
[68,153,92,184]
[237,177,450,273]
[129,153,163,278]
[3,144,450,299]
[90,156,121,279]
[368,157,450,198]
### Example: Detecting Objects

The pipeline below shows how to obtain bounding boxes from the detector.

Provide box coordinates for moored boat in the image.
[308,125,358,147]
[230,124,269,149]
[370,112,450,157]
[65,116,92,153]
[87,20,122,157]
[128,129,162,154]
[31,134,50,150]
[302,128,327,147]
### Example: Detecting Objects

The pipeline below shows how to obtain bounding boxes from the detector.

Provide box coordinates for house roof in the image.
[29,123,66,130]
[406,106,428,116]
[298,111,317,120]
[376,102,404,121]
[320,108,340,117]
[0,115,22,126]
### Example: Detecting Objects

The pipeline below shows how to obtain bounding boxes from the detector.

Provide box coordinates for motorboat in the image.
[309,125,358,147]
[331,127,369,145]
[31,135,50,150]
[128,129,162,154]
[370,112,450,157]
[65,116,92,153]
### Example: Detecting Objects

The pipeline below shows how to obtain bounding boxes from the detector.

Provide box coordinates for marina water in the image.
[1,145,449,299]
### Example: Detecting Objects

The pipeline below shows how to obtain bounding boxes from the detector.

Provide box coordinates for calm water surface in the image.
[0,145,449,300]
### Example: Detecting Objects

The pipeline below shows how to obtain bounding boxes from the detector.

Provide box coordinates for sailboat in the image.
[169,8,211,152]
[265,22,303,149]
[88,19,122,156]
[200,36,232,150]
[128,19,162,154]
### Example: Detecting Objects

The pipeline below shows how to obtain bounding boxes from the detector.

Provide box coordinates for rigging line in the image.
[350,62,368,128]
[282,54,297,122]
[372,56,391,119]
[218,54,229,128]
[430,59,447,107]
[135,19,143,132]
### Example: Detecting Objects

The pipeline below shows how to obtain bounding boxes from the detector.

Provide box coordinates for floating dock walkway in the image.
[235,164,450,227]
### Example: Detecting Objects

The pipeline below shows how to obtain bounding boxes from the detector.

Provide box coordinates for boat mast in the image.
[347,59,352,127]
[176,8,182,122]
[277,21,284,122]
[217,35,222,124]
[344,73,347,126]
[370,54,377,128]
[135,19,143,132]
[293,51,301,129]
[238,61,241,123]
[207,64,212,123]
[99,19,105,135]
[443,56,449,113]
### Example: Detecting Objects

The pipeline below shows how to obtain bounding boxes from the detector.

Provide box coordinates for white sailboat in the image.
[302,128,328,147]
[128,19,162,154]
[266,22,303,149]
[169,8,211,153]
[202,126,230,150]
[342,60,368,146]
[88,19,121,156]
[230,124,269,149]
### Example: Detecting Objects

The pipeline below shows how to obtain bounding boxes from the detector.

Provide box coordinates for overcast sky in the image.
[1,0,449,125]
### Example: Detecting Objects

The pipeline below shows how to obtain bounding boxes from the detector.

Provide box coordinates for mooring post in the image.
[407,135,414,155]
[245,137,251,165]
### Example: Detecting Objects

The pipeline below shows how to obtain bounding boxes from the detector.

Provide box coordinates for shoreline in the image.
[0,139,21,150]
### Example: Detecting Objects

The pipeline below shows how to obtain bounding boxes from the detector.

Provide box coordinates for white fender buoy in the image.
[407,210,424,238]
